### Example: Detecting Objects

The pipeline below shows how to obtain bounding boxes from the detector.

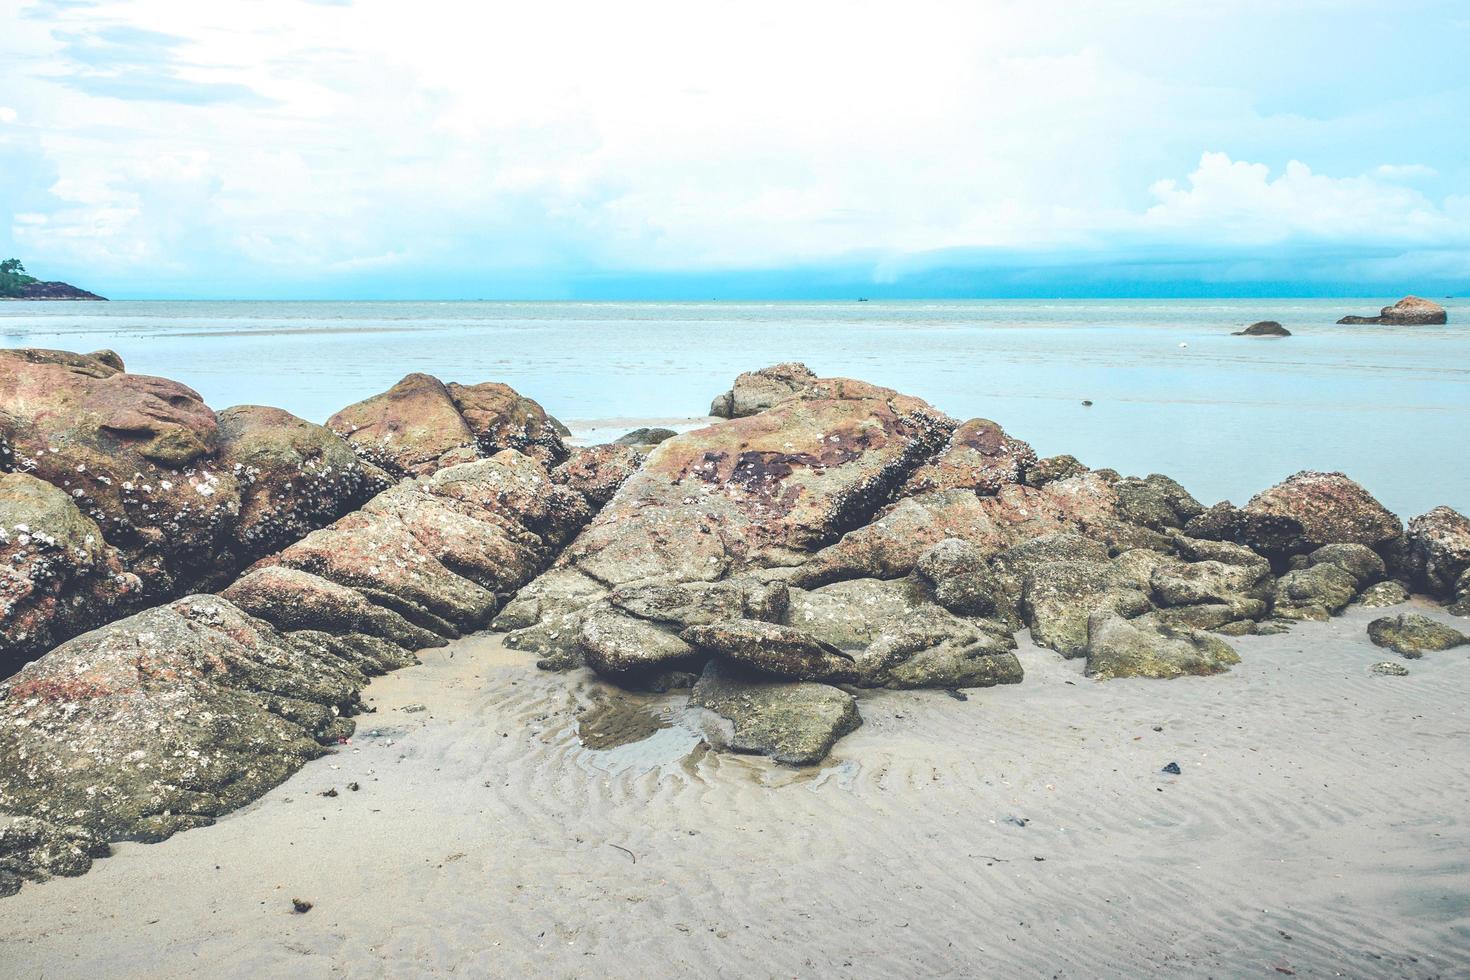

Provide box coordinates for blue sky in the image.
[1,0,1467,299]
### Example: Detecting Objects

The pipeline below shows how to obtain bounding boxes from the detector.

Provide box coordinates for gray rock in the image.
[1023,561,1152,658]
[1232,320,1291,336]
[689,661,860,766]
[1357,580,1410,608]
[1366,613,1469,658]
[1369,661,1409,676]
[783,578,920,651]
[1271,563,1359,621]
[1404,506,1470,599]
[680,619,857,681]
[858,607,1021,689]
[1306,543,1387,586]
[1084,611,1241,680]
[613,427,677,447]
[577,609,697,676]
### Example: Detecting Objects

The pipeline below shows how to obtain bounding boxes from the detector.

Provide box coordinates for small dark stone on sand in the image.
[291,898,313,914]
[1152,725,1163,732]
[945,689,969,701]
[348,782,360,791]
[1162,761,1182,774]
[320,788,338,797]
[402,703,427,713]
[1004,816,1028,827]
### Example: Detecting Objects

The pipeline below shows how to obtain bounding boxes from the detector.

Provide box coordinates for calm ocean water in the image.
[2,298,1466,517]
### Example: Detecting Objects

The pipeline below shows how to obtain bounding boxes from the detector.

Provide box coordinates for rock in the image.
[0,816,109,894]
[1023,561,1152,658]
[1337,296,1447,326]
[794,473,1135,589]
[326,373,475,477]
[1233,320,1291,336]
[610,576,789,630]
[1112,475,1204,531]
[1404,507,1470,599]
[1357,580,1410,607]
[1366,613,1469,658]
[1305,543,1386,586]
[898,418,1036,497]
[550,377,954,591]
[1370,661,1409,676]
[688,661,860,765]
[549,445,645,507]
[0,597,367,893]
[783,578,921,650]
[680,620,856,682]
[577,609,698,677]
[1084,611,1241,680]
[7,281,106,301]
[1183,502,1306,559]
[1242,471,1402,557]
[1022,454,1088,488]
[220,566,441,651]
[0,473,140,671]
[916,538,1012,619]
[707,362,819,418]
[253,454,591,641]
[445,381,568,465]
[0,348,237,594]
[613,427,677,447]
[216,405,391,563]
[1150,558,1272,608]
[1271,564,1359,621]
[858,606,1022,689]
[1452,570,1470,616]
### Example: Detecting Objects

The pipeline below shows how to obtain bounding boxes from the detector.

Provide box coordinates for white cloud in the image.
[0,106,16,124]
[1,0,1467,283]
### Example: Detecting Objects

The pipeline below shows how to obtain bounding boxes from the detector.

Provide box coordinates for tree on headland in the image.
[0,258,39,297]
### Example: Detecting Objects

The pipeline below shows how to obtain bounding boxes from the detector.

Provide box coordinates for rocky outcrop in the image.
[5,281,106,301]
[550,445,645,507]
[0,474,140,671]
[1367,613,1468,657]
[1233,320,1290,337]
[326,373,568,478]
[0,596,367,895]
[0,351,382,668]
[898,418,1036,497]
[216,406,391,565]
[707,362,819,418]
[1404,507,1470,600]
[1337,296,1447,326]
[1196,471,1405,561]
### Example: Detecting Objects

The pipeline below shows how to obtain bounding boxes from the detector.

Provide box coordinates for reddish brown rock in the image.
[446,381,568,465]
[1405,506,1470,598]
[216,405,391,563]
[1337,296,1447,326]
[1244,471,1402,556]
[898,418,1036,497]
[0,474,140,671]
[325,373,475,477]
[550,444,646,507]
[708,362,819,418]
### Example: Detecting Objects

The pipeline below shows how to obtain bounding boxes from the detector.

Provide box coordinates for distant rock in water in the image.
[1337,296,1447,326]
[1233,320,1291,337]
[8,281,106,301]
[613,427,677,447]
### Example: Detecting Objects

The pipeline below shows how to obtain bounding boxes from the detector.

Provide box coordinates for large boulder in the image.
[1337,296,1447,326]
[1023,561,1152,658]
[0,348,236,592]
[1240,471,1402,557]
[707,362,819,418]
[577,609,697,677]
[0,596,368,895]
[216,405,391,563]
[1233,320,1291,337]
[856,606,1021,689]
[915,538,1012,620]
[1111,475,1204,531]
[1367,614,1469,657]
[1084,612,1241,680]
[547,377,954,593]
[1271,564,1359,621]
[220,565,442,651]
[784,578,923,650]
[325,373,476,477]
[446,381,569,465]
[898,418,1036,497]
[0,474,139,671]
[1404,507,1470,599]
[688,661,860,765]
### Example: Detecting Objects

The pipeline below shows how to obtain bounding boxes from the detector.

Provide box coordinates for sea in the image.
[2,298,1466,517]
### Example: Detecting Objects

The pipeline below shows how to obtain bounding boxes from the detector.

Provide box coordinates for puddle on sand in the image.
[576,696,672,750]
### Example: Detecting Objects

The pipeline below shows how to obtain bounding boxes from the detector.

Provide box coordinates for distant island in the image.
[0,258,107,301]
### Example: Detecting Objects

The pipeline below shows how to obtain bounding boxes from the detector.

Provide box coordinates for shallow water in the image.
[2,298,1466,515]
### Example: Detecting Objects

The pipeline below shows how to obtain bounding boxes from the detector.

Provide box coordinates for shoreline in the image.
[3,604,1466,976]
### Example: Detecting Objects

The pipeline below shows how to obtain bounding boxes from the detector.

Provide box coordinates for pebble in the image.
[1370,661,1409,676]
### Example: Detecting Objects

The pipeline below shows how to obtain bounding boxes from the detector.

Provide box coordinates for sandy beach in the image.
[3,602,1466,978]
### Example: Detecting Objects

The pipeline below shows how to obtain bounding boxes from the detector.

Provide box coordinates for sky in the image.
[1,0,1468,299]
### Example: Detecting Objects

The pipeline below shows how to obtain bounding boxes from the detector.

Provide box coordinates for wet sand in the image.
[3,604,1468,978]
